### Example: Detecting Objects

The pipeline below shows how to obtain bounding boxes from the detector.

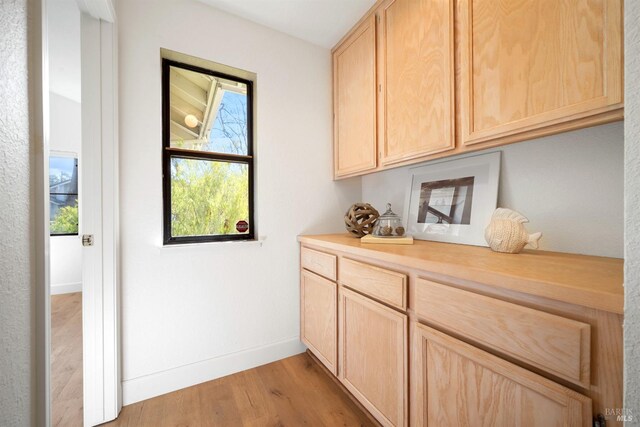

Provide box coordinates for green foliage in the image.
[51,201,79,234]
[171,159,249,236]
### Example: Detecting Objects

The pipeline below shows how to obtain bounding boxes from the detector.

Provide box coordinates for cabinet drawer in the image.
[301,247,337,281]
[340,258,407,310]
[414,278,590,388]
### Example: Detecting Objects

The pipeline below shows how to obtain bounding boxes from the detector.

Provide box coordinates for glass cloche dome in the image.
[372,203,406,237]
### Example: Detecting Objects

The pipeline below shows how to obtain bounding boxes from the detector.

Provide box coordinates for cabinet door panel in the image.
[339,287,407,427]
[460,0,623,145]
[301,270,337,374]
[333,15,377,178]
[411,323,592,426]
[380,0,454,164]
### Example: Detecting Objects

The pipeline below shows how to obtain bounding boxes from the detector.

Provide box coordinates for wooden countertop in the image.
[298,234,624,314]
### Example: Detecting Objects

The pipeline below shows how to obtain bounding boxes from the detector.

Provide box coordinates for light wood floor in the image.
[51,292,83,427]
[106,352,376,427]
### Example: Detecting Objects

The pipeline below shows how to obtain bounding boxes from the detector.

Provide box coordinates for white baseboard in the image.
[122,336,306,406]
[50,282,82,295]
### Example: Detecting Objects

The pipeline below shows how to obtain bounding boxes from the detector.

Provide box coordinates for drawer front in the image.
[340,258,407,310]
[301,247,337,281]
[414,278,590,388]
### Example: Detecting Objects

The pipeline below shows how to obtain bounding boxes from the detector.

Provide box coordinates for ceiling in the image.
[196,0,376,48]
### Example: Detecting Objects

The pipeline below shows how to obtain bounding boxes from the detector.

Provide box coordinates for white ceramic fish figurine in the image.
[484,208,542,254]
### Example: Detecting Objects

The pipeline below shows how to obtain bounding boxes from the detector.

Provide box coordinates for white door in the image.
[79,8,120,426]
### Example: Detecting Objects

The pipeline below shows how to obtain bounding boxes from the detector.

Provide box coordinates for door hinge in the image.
[82,234,94,247]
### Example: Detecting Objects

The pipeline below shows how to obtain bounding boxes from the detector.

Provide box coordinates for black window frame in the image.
[162,58,255,245]
[49,156,79,237]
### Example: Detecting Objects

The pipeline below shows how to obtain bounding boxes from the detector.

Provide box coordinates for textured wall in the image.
[624,0,640,418]
[0,0,34,425]
[362,122,624,258]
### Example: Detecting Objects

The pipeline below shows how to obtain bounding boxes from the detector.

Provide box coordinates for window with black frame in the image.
[162,59,254,244]
[49,156,79,236]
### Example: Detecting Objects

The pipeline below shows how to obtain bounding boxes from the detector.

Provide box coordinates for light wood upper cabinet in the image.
[333,14,378,178]
[339,287,407,427]
[379,0,455,165]
[331,0,623,177]
[459,0,623,146]
[411,323,592,426]
[300,270,337,375]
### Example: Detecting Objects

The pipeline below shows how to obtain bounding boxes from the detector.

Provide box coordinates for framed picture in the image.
[403,152,501,246]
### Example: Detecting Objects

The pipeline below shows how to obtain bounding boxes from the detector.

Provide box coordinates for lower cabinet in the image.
[299,240,622,426]
[410,322,592,427]
[339,287,408,427]
[300,269,337,375]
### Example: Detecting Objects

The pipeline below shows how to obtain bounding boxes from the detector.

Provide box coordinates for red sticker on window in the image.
[236,220,249,233]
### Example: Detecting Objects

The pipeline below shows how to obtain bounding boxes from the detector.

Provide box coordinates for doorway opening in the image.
[43,0,120,425]
[47,0,84,424]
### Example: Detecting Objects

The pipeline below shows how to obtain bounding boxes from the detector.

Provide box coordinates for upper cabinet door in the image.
[333,15,378,178]
[379,0,455,165]
[460,0,623,146]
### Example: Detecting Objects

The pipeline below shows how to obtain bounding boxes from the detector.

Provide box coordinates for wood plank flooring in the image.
[50,292,373,426]
[51,292,83,427]
[107,352,376,427]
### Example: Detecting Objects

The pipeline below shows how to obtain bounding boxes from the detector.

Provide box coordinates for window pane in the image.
[170,157,250,237]
[169,66,248,155]
[49,156,78,193]
[49,156,78,235]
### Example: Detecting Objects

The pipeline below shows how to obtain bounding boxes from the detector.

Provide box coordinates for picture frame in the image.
[403,152,501,246]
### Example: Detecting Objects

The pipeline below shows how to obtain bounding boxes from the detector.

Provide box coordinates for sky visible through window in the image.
[50,156,76,185]
[208,91,248,155]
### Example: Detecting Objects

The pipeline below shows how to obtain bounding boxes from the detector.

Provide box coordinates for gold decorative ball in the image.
[379,226,391,236]
[344,203,380,237]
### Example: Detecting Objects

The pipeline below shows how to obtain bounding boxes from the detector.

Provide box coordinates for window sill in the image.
[159,237,266,249]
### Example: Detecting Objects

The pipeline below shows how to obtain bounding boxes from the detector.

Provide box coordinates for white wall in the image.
[624,0,640,416]
[0,0,34,424]
[49,93,82,294]
[50,235,82,294]
[363,122,624,258]
[48,0,81,102]
[117,0,361,404]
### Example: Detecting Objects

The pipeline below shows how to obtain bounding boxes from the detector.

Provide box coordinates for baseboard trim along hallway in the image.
[50,282,82,295]
[122,337,306,405]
